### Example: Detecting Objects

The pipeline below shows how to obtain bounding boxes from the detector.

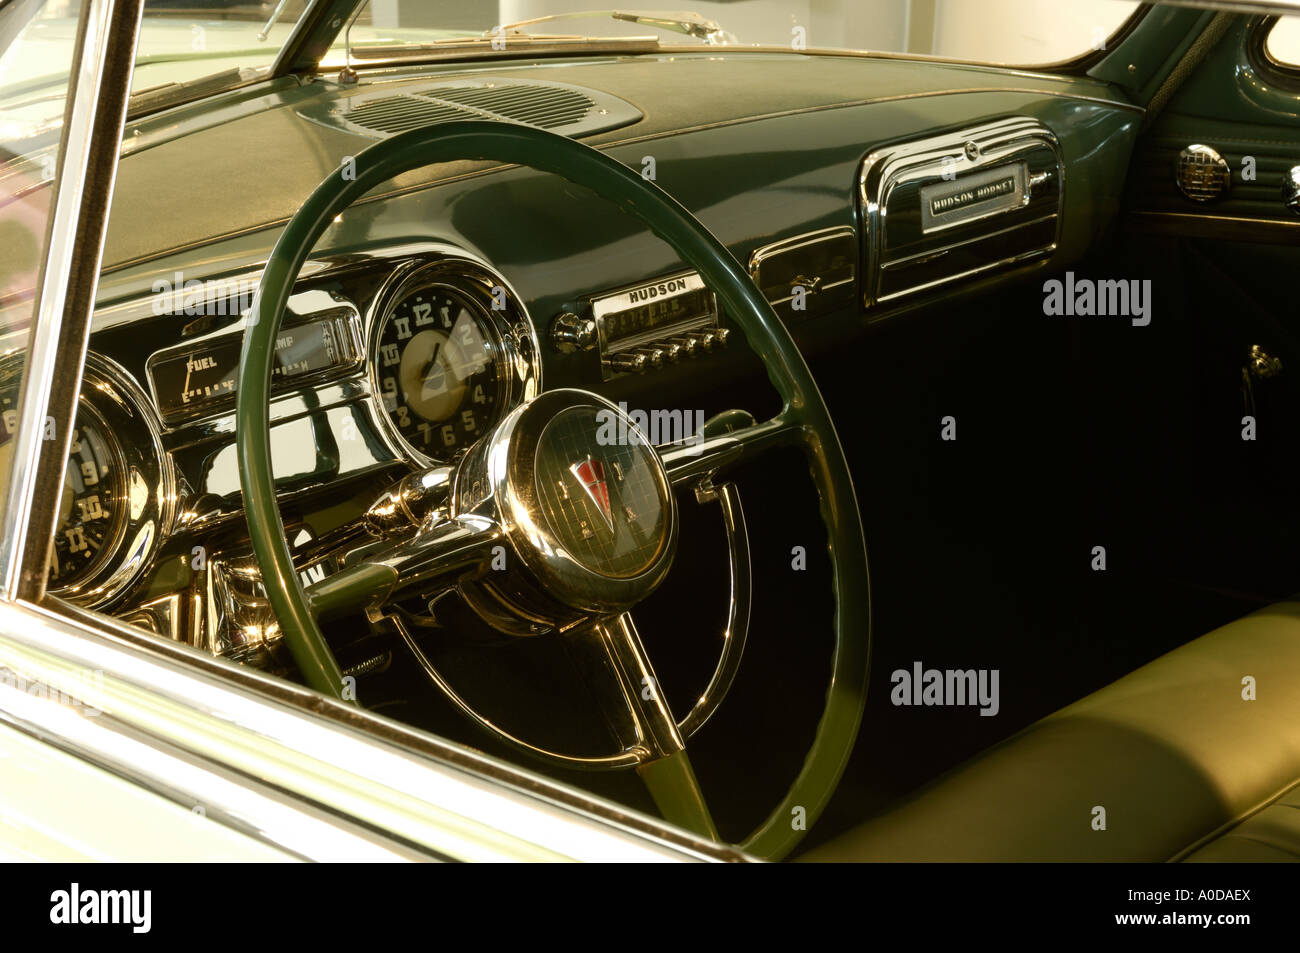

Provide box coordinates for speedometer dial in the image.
[0,353,174,608]
[0,381,125,592]
[50,413,126,587]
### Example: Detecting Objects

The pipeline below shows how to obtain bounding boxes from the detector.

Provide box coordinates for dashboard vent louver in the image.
[340,96,481,134]
[428,84,594,129]
[310,79,641,140]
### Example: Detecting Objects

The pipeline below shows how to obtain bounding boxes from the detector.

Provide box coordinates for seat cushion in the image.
[802,601,1300,862]
[1182,781,1300,862]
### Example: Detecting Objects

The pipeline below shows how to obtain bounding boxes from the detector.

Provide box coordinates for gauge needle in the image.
[421,342,448,400]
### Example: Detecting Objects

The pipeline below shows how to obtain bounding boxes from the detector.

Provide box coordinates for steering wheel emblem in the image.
[570,456,615,533]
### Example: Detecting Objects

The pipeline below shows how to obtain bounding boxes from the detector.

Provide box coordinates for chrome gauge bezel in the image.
[366,251,541,467]
[0,351,177,610]
[58,352,178,609]
[454,390,679,617]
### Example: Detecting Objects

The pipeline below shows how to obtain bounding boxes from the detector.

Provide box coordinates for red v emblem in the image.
[569,456,614,531]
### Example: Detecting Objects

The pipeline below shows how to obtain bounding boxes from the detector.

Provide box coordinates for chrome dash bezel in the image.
[858,115,1064,311]
[364,248,542,469]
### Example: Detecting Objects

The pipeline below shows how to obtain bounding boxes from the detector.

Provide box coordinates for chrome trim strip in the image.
[0,0,145,602]
[858,116,1064,310]
[0,675,431,862]
[0,596,744,861]
[747,226,856,309]
[876,244,1055,303]
[1126,209,1300,242]
[879,213,1059,269]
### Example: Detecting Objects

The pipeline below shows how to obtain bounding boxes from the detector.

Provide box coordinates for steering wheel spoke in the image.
[305,515,502,621]
[568,611,720,840]
[660,412,803,492]
[567,612,684,761]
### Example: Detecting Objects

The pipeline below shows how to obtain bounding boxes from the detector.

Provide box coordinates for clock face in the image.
[373,284,502,462]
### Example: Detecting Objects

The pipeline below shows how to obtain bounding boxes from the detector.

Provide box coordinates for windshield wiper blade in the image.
[127,67,266,117]
[346,33,661,61]
[486,9,733,45]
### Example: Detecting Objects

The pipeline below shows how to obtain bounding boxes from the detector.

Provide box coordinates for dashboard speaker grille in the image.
[310,79,641,140]
[429,84,594,129]
[341,96,480,134]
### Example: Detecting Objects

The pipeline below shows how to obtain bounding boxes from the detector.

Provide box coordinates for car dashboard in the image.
[0,50,1143,681]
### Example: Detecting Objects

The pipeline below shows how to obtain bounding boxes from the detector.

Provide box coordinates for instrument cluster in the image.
[4,245,542,614]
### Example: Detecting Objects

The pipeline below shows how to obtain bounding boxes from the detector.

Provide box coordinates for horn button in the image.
[535,407,668,579]
[454,390,678,625]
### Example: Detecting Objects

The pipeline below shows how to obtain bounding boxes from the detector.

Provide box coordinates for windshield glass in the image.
[0,0,311,155]
[323,1,1143,68]
[0,0,91,539]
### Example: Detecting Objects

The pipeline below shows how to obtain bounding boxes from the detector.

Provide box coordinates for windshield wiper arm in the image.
[257,0,293,42]
[486,9,733,45]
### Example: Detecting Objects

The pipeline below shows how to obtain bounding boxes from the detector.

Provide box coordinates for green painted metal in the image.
[236,119,870,860]
[1157,14,1300,122]
[98,49,1142,276]
[1090,4,1214,100]
[305,561,398,621]
[636,751,720,842]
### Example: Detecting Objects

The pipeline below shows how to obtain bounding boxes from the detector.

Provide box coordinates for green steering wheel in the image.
[236,121,870,861]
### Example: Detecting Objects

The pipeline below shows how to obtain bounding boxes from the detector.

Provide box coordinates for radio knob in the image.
[607,352,649,374]
[713,327,731,347]
[688,331,717,352]
[550,312,596,354]
[638,347,668,369]
[661,342,684,363]
[673,336,698,359]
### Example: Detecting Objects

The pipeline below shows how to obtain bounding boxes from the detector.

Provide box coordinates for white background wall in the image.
[374,1,1300,67]
[931,0,1139,63]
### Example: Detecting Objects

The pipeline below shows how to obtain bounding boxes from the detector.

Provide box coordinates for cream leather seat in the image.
[802,601,1300,862]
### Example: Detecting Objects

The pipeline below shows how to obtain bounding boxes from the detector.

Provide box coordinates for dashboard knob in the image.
[661,341,684,363]
[638,347,668,369]
[606,351,649,374]
[674,335,698,358]
[550,312,597,353]
[713,327,731,347]
[688,330,717,352]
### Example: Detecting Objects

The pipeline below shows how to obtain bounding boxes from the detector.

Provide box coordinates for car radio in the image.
[550,270,729,378]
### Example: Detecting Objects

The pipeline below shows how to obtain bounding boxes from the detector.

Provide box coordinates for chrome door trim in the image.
[0,0,145,603]
[0,597,748,861]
